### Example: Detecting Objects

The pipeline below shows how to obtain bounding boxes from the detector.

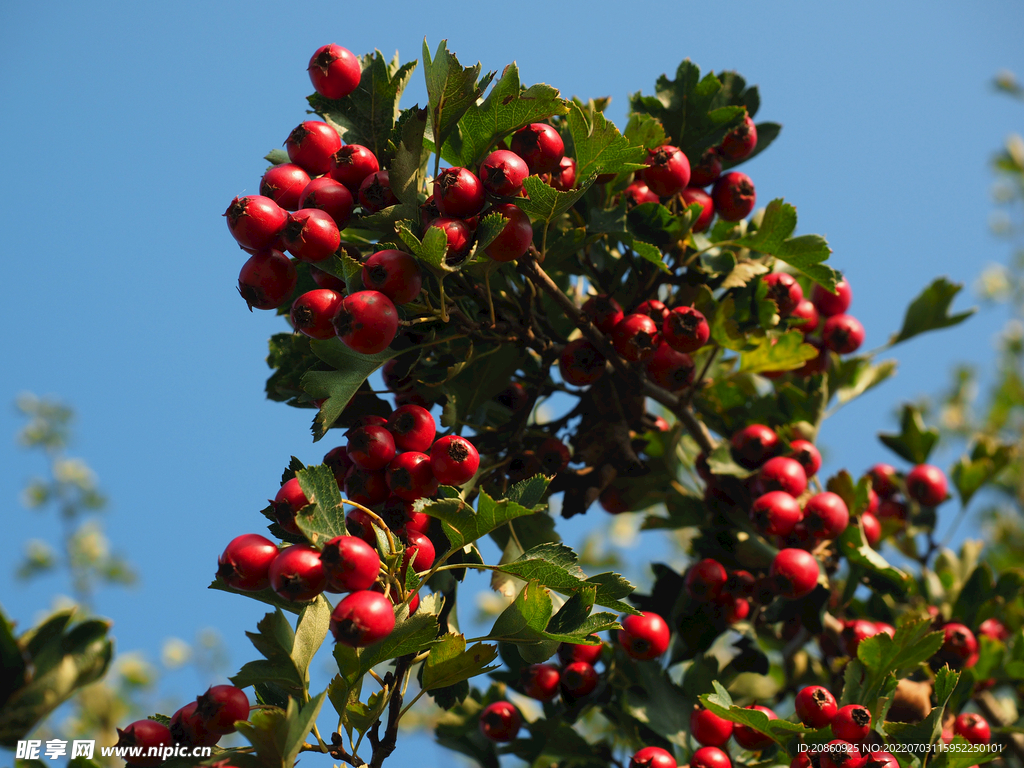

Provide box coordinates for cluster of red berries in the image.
[518,641,605,704]
[864,461,949,540]
[114,685,249,766]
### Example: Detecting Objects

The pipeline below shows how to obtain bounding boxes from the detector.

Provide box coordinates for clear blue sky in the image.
[1,0,1023,763]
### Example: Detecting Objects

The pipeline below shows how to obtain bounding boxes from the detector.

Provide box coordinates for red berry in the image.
[329,144,379,190]
[269,544,326,602]
[310,263,347,292]
[217,534,278,592]
[681,187,715,232]
[282,209,341,263]
[869,752,899,768]
[686,558,728,601]
[642,145,691,197]
[954,713,991,744]
[583,294,625,333]
[510,123,564,174]
[719,115,758,161]
[731,424,781,469]
[479,149,530,196]
[560,661,598,698]
[689,147,723,187]
[812,279,852,317]
[869,464,900,498]
[618,611,670,660]
[611,314,660,362]
[750,491,803,537]
[691,746,731,768]
[791,299,820,333]
[429,435,480,486]
[521,663,560,701]
[286,121,342,176]
[792,755,812,768]
[599,485,629,514]
[877,497,909,521]
[940,623,979,667]
[485,203,534,262]
[362,250,423,305]
[299,176,354,228]
[260,163,311,211]
[344,467,389,508]
[427,217,472,263]
[387,452,438,502]
[978,617,1010,642]
[558,641,603,666]
[402,530,436,574]
[478,701,521,742]
[831,704,871,743]
[803,492,850,540]
[795,685,838,728]
[861,512,881,547]
[758,456,808,497]
[115,720,172,767]
[225,195,288,252]
[645,344,695,391]
[320,535,380,592]
[358,170,398,212]
[788,440,822,477]
[690,707,734,747]
[624,181,660,206]
[170,701,219,748]
[308,44,361,100]
[273,477,310,535]
[733,705,776,750]
[434,167,485,217]
[770,548,820,598]
[820,740,865,768]
[634,300,669,324]
[763,273,804,316]
[559,339,606,386]
[796,336,828,377]
[662,306,710,354]
[195,685,250,734]
[495,382,530,412]
[543,156,577,191]
[238,249,297,311]
[386,405,436,453]
[331,590,396,646]
[823,314,865,355]
[841,619,882,656]
[537,438,572,474]
[347,424,397,471]
[333,290,399,355]
[906,464,948,506]
[712,171,756,221]
[630,746,677,768]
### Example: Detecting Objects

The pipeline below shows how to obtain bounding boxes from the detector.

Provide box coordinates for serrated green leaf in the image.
[736,200,838,290]
[294,464,345,546]
[264,148,289,165]
[567,101,646,180]
[473,212,508,252]
[623,113,667,151]
[739,331,819,373]
[890,278,976,346]
[489,580,553,643]
[282,691,326,768]
[396,220,451,271]
[625,663,693,746]
[879,404,939,464]
[422,487,543,551]
[518,175,594,224]
[832,357,898,406]
[951,437,1015,506]
[706,440,754,478]
[421,634,499,690]
[837,524,911,597]
[423,40,495,163]
[388,106,429,205]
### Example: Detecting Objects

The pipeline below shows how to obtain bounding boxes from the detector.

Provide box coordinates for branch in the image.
[369,655,412,768]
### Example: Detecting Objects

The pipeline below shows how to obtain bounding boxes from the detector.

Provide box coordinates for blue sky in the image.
[2,0,1023,763]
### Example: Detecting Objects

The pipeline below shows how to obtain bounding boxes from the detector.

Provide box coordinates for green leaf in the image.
[623,113,667,151]
[890,278,976,346]
[283,691,327,768]
[309,50,417,162]
[294,464,345,546]
[231,605,331,698]
[879,404,939,464]
[706,440,754,478]
[831,357,898,406]
[884,665,958,753]
[951,565,994,628]
[505,475,551,509]
[856,618,943,678]
[951,437,1015,506]
[736,200,839,291]
[473,212,508,253]
[721,122,781,170]
[422,486,547,551]
[388,106,429,205]
[291,600,332,691]
[739,331,819,373]
[209,579,305,615]
[422,40,495,162]
[702,681,807,749]
[567,101,646,180]
[395,220,451,271]
[626,663,693,746]
[489,580,553,644]
[443,62,567,168]
[421,634,499,690]
[836,524,911,597]
[626,201,690,246]
[264,148,289,165]
[517,175,594,224]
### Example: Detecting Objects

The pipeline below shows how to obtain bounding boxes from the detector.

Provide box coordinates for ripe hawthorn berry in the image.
[634,299,669,324]
[642,144,691,196]
[299,176,354,228]
[750,491,803,537]
[238,249,297,311]
[196,685,250,734]
[170,701,219,748]
[225,195,288,252]
[690,147,723,187]
[796,336,828,377]
[269,544,326,602]
[691,746,731,768]
[938,623,979,668]
[560,661,599,699]
[115,720,173,768]
[543,156,577,191]
[869,463,899,497]
[559,339,606,386]
[510,123,564,174]
[273,477,309,534]
[361,250,422,305]
[733,705,776,750]
[795,685,838,728]
[841,619,883,656]
[387,452,438,502]
[611,313,660,362]
[813,278,852,317]
[427,217,472,264]
[662,306,710,354]
[869,752,900,768]
[790,299,820,333]
[583,294,625,333]
[731,424,781,469]
[618,611,670,660]
[624,180,660,206]
[434,167,485,217]
[386,404,435,452]
[877,495,909,520]
[485,203,534,262]
[803,492,850,540]
[763,272,804,316]
[822,314,865,354]
[758,456,808,497]
[537,437,572,474]
[558,641,603,665]
[345,504,383,544]
[330,590,396,646]
[309,263,347,292]
[789,439,822,477]
[770,548,820,598]
[599,485,629,514]
[358,170,398,212]
[479,149,529,196]
[630,746,677,768]
[685,558,728,601]
[720,115,758,161]
[329,144,379,190]
[978,617,1010,642]
[260,163,311,210]
[680,187,715,232]
[645,344,695,391]
[333,290,399,355]
[347,424,396,470]
[478,701,521,742]
[217,533,278,592]
[690,706,734,747]
[402,530,436,573]
[320,535,380,592]
[308,44,361,100]
[430,435,480,485]
[906,464,948,506]
[522,663,560,700]
[954,713,991,744]
[712,171,756,221]
[831,704,871,743]
[285,122,341,177]
[820,740,865,768]
[861,512,882,547]
[495,382,530,412]
[281,208,341,263]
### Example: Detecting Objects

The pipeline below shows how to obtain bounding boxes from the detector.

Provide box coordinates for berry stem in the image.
[341,498,397,559]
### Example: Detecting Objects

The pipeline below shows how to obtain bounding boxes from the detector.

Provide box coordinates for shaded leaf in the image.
[890,278,975,346]
[879,405,939,464]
